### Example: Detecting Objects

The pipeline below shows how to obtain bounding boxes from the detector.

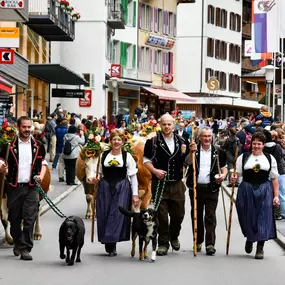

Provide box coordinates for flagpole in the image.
[273,52,276,117]
[280,38,284,122]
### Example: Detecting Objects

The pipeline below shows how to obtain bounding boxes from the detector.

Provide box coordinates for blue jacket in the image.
[56,124,68,153]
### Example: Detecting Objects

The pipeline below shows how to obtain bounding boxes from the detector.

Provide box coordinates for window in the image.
[208,5,215,24]
[220,41,227,60]
[205,68,214,83]
[126,44,133,67]
[139,46,151,71]
[207,38,214,57]
[215,8,221,27]
[215,40,220,59]
[230,12,235,31]
[112,40,120,63]
[229,74,240,92]
[221,9,227,28]
[142,4,152,31]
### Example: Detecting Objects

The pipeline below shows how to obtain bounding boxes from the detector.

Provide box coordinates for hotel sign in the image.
[146,34,175,49]
[52,89,85,98]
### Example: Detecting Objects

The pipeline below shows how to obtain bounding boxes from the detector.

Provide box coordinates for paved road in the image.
[0,186,284,285]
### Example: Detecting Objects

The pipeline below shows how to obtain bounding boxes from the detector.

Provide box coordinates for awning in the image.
[142,87,196,102]
[29,64,88,86]
[0,76,13,93]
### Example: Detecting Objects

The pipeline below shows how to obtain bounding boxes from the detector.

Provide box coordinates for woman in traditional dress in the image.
[95,129,139,256]
[231,132,280,259]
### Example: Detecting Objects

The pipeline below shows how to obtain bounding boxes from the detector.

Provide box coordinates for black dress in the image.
[236,154,277,242]
[96,150,132,244]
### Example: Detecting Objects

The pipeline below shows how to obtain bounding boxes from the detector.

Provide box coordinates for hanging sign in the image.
[79,90,92,107]
[146,34,175,49]
[110,64,121,78]
[0,0,24,9]
[162,73,174,84]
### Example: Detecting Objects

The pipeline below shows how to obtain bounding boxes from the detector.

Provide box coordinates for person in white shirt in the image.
[187,126,227,256]
[0,116,47,261]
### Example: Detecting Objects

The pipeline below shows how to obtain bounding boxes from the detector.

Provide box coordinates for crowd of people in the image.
[0,103,283,261]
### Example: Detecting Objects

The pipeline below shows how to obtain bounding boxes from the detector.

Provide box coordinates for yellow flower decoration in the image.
[252,164,261,173]
[108,159,120,167]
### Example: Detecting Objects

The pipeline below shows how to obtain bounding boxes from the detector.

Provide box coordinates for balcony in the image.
[242,22,251,39]
[26,0,75,41]
[0,0,29,22]
[242,57,260,73]
[122,67,152,82]
[241,91,264,102]
[107,1,125,30]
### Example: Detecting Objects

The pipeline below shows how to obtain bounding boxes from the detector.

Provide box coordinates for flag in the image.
[252,0,279,53]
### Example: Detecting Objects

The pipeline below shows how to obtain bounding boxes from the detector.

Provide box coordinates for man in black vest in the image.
[174,121,190,143]
[0,116,47,261]
[186,126,227,256]
[143,114,190,256]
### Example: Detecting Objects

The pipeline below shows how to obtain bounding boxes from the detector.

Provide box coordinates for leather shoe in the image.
[20,250,33,261]
[108,249,117,257]
[255,245,264,260]
[206,245,216,256]
[170,239,180,251]
[13,245,21,257]
[157,246,168,256]
[245,241,253,254]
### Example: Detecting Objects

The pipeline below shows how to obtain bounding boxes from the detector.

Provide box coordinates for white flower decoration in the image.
[95,135,101,142]
[88,134,94,140]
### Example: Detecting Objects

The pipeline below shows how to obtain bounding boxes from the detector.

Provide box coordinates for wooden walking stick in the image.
[91,154,101,243]
[0,143,10,223]
[216,149,228,231]
[226,146,239,255]
[192,126,197,257]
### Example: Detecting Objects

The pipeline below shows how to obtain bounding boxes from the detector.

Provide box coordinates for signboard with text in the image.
[52,89,85,98]
[0,0,24,9]
[146,34,175,49]
[0,27,19,48]
[79,90,92,107]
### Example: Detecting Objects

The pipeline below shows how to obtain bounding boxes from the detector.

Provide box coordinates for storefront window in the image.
[118,98,130,115]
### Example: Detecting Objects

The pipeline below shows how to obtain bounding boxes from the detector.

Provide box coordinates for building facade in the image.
[176,0,262,119]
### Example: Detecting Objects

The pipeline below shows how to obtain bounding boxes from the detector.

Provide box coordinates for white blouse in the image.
[236,153,279,179]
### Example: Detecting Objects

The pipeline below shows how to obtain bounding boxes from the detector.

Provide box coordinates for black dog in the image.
[59,216,85,266]
[119,206,158,262]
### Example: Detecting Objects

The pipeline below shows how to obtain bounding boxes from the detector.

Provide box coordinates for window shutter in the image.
[150,49,152,71]
[138,46,142,69]
[111,40,114,62]
[120,42,124,66]
[132,45,136,68]
[133,1,137,27]
[162,52,166,74]
[166,11,170,35]
[173,13,177,37]
[138,3,142,29]
[154,50,158,73]
[169,52,173,74]
[163,11,167,34]
[150,7,153,31]
[154,8,158,32]
[121,0,128,25]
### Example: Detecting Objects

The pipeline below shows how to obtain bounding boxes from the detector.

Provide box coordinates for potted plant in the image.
[66,5,74,14]
[72,12,81,21]
[60,0,69,9]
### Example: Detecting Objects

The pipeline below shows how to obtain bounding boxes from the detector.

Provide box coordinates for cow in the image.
[76,137,153,219]
[1,167,51,244]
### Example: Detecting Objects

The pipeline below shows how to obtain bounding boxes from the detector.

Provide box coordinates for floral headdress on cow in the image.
[0,118,17,150]
[80,129,104,159]
[140,120,161,137]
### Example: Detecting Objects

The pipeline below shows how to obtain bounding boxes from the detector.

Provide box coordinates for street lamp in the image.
[262,65,277,111]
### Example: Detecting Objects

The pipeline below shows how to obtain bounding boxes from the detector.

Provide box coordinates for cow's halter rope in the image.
[153,175,167,211]
[34,177,67,219]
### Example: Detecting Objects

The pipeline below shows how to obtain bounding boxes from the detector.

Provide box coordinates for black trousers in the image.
[189,185,219,247]
[64,158,77,184]
[152,180,185,248]
[7,185,39,251]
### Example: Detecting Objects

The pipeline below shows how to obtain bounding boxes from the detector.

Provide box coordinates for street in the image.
[0,186,284,285]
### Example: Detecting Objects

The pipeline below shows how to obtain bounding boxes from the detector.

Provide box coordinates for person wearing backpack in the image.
[231,132,279,260]
[62,125,85,185]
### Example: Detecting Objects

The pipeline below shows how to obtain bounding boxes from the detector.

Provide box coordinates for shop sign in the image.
[110,64,121,78]
[52,89,85,98]
[146,34,175,49]
[162,73,174,84]
[0,0,24,9]
[79,90,92,107]
[207,77,219,91]
[0,27,19,48]
[0,49,14,64]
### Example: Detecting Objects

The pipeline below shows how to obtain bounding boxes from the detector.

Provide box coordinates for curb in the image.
[0,182,81,245]
[39,182,81,216]
[222,183,285,251]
